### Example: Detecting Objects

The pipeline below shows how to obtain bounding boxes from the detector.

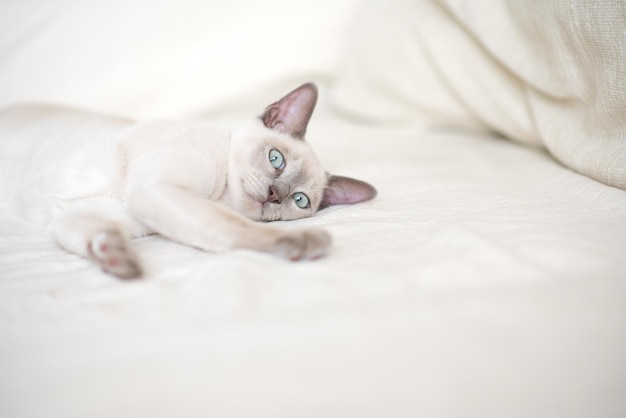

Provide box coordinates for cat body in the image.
[0,84,376,278]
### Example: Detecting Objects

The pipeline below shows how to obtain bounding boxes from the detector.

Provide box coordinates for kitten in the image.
[0,83,376,278]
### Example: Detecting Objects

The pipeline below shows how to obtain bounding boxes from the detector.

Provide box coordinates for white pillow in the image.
[333,0,626,190]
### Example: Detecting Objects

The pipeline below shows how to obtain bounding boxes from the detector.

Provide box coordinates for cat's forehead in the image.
[286,152,327,188]
[267,134,327,195]
[239,120,323,166]
[236,121,304,150]
[265,134,318,162]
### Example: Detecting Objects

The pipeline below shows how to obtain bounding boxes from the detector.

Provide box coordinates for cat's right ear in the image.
[261,83,318,139]
[319,175,377,210]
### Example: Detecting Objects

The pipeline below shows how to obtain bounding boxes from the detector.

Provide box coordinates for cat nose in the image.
[266,186,282,204]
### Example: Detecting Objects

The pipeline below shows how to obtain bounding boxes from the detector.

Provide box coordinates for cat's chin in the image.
[245,200,283,223]
[258,204,283,223]
[259,207,282,222]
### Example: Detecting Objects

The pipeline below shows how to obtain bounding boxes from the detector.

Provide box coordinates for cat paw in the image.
[270,228,332,261]
[87,230,142,279]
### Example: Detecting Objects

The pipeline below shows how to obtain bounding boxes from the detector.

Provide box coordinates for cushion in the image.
[333,0,626,190]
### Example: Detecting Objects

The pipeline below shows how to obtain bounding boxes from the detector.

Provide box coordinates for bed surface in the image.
[1,1,625,417]
[2,94,625,417]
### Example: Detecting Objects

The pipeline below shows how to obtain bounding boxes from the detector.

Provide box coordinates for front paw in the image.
[88,230,142,279]
[270,228,332,261]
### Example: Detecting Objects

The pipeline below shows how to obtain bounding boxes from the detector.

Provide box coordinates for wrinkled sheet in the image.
[1,0,626,417]
[1,92,626,418]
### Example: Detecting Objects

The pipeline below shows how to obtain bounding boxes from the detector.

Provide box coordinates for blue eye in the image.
[293,192,310,209]
[269,149,285,170]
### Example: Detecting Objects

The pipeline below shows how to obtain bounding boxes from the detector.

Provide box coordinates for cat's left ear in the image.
[261,83,318,138]
[319,175,377,210]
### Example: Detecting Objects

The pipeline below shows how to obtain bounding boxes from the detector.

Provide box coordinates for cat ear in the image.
[319,175,377,210]
[261,83,318,138]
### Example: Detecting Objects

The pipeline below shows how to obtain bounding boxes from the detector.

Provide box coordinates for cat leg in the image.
[87,228,142,279]
[127,183,332,261]
[53,212,142,279]
[260,228,331,261]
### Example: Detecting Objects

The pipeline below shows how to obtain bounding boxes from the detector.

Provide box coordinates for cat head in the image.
[228,83,377,222]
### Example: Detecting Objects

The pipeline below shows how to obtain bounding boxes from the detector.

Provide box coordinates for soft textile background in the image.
[1,1,625,418]
[334,0,626,190]
[0,0,358,117]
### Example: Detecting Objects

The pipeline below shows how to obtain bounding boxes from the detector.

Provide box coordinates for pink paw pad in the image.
[87,230,142,279]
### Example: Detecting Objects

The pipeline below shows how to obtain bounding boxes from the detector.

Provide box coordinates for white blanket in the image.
[334,0,626,190]
[1,1,625,417]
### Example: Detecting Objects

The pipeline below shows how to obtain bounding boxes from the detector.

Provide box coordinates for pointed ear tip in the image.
[355,178,376,195]
[299,82,318,96]
[361,184,377,202]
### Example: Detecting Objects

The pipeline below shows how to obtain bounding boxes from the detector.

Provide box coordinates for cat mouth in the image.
[250,194,268,206]
[255,198,282,222]
[241,181,274,220]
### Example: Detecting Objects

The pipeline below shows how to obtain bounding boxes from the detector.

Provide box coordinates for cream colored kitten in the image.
[0,84,376,278]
